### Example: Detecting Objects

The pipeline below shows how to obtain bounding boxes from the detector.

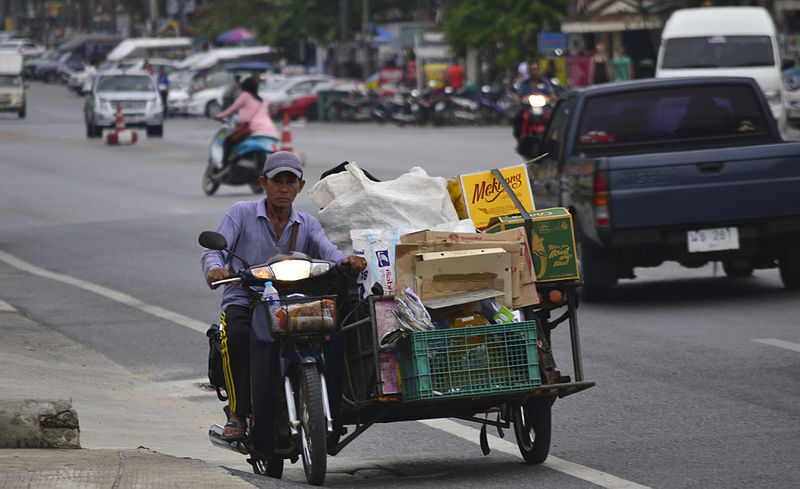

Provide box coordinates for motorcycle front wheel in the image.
[295,364,327,486]
[202,162,220,195]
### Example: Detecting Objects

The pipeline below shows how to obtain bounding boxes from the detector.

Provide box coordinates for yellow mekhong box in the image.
[447,165,535,230]
[485,208,580,283]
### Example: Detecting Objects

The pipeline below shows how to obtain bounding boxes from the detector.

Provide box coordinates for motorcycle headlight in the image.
[271,260,311,281]
[528,94,547,107]
[253,259,332,282]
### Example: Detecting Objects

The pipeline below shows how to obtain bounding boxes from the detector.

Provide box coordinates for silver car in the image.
[84,69,163,138]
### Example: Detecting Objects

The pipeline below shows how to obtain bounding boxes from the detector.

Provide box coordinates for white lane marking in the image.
[0,249,649,487]
[0,250,208,334]
[0,300,17,312]
[752,338,800,353]
[420,419,651,489]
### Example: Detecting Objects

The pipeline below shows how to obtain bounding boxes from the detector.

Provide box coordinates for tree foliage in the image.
[196,0,420,61]
[442,0,565,69]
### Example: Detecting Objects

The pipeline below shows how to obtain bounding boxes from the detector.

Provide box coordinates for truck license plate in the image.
[687,227,739,253]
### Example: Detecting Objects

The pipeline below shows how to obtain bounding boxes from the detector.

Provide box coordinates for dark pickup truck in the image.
[523,76,800,299]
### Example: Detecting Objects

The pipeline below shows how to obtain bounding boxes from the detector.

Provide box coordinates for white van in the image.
[656,7,790,133]
[0,52,25,118]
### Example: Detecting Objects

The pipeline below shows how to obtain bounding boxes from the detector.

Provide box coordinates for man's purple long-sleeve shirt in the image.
[201,197,346,311]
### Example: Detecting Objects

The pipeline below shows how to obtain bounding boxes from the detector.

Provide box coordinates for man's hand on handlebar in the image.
[340,255,367,273]
[208,267,230,283]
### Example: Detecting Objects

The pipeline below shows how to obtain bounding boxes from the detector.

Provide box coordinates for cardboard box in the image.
[447,165,535,229]
[413,248,512,306]
[486,208,580,283]
[398,228,539,308]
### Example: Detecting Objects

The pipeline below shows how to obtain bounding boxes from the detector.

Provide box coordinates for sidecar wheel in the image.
[296,364,327,485]
[512,397,553,464]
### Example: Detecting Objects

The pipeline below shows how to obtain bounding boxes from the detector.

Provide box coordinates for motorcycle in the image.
[433,86,480,126]
[325,92,388,123]
[200,230,353,486]
[476,85,513,126]
[202,118,280,195]
[513,91,555,160]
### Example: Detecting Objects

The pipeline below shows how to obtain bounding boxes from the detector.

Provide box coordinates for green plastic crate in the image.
[397,320,541,402]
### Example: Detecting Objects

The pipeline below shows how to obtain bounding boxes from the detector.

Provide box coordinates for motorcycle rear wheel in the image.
[202,162,220,195]
[295,364,327,486]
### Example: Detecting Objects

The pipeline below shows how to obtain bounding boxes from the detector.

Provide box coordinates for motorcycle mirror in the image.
[199,231,228,250]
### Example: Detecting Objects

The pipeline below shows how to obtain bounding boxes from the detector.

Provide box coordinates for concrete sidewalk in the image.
[0,301,258,488]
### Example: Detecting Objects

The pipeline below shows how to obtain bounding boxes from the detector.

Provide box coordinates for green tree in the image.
[442,0,565,69]
[196,0,419,61]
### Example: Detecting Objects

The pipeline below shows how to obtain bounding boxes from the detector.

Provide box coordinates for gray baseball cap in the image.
[263,151,303,179]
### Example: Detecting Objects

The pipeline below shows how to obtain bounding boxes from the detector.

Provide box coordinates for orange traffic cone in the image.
[106,102,137,145]
[280,112,292,152]
[115,102,126,132]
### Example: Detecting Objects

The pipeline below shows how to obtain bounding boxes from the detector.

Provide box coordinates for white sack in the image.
[309,163,460,252]
[350,228,399,299]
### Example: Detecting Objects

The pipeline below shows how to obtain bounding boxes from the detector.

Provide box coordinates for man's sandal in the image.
[221,419,247,441]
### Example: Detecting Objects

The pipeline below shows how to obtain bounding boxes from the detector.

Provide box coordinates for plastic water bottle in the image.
[262,281,281,330]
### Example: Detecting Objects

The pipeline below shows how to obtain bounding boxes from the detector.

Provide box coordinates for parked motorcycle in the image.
[202,118,280,195]
[325,92,387,123]
[200,230,354,485]
[433,86,480,126]
[476,85,513,126]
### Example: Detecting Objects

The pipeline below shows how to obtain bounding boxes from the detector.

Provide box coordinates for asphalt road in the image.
[1,82,798,488]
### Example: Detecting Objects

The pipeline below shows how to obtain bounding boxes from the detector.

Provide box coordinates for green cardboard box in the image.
[485,208,580,283]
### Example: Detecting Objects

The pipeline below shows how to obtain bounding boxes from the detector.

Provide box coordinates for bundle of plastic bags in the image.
[308,162,461,253]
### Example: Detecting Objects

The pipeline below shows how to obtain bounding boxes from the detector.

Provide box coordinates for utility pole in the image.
[177,0,187,37]
[362,0,370,78]
[339,0,349,42]
[150,0,157,35]
[110,0,117,34]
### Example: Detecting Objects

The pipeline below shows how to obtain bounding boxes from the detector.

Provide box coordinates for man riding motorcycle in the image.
[201,151,367,444]
[512,63,557,159]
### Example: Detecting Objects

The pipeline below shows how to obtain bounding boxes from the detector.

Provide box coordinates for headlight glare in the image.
[528,94,547,107]
[270,260,311,281]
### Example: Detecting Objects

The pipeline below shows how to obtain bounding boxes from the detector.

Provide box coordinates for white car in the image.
[84,69,164,138]
[258,75,333,108]
[166,70,196,116]
[185,69,246,118]
[0,39,45,58]
[785,68,800,127]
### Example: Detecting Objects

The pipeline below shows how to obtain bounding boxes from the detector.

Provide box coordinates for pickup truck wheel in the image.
[576,238,614,302]
[779,252,800,289]
[722,260,753,278]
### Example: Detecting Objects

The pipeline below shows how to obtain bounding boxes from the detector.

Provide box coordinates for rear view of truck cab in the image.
[655,7,790,136]
[0,52,26,118]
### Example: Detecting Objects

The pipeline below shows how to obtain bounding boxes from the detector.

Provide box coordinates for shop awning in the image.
[561,0,666,33]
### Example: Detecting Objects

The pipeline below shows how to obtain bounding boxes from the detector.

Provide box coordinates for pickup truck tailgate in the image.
[606,143,800,229]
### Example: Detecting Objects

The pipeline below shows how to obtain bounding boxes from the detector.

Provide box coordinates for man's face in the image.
[260,172,304,210]
[529,63,540,79]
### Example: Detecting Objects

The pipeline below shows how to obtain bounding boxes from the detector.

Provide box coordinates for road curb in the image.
[0,399,80,449]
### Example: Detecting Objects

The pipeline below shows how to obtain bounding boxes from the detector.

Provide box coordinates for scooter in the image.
[202,118,280,195]
[199,230,353,486]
